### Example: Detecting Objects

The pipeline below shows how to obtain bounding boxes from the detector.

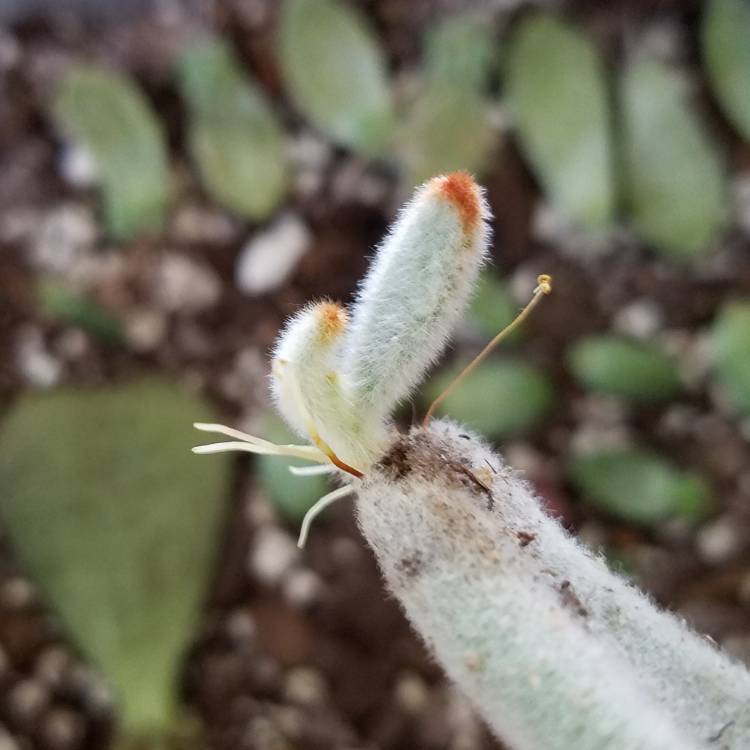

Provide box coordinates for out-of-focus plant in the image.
[703,0,750,142]
[568,448,710,525]
[194,173,750,750]
[178,38,289,221]
[0,381,228,747]
[398,12,497,185]
[567,334,681,403]
[712,300,750,416]
[424,358,553,438]
[38,278,125,346]
[620,58,727,260]
[52,66,170,240]
[506,14,614,230]
[279,0,394,157]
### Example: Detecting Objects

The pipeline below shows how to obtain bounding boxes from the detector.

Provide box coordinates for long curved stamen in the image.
[192,440,327,462]
[289,464,336,476]
[297,485,355,548]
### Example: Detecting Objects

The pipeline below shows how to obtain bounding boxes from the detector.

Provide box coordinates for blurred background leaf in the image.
[568,449,710,525]
[178,38,289,222]
[703,0,750,142]
[712,300,750,417]
[0,382,228,739]
[52,66,170,240]
[620,58,727,260]
[423,358,554,438]
[567,335,681,403]
[506,14,614,230]
[279,0,394,156]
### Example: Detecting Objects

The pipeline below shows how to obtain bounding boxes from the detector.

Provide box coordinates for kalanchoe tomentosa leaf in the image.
[279,0,394,156]
[506,14,614,230]
[712,300,750,416]
[568,448,710,525]
[620,59,727,260]
[52,65,170,240]
[703,0,750,142]
[178,38,288,221]
[424,358,554,438]
[0,382,228,737]
[567,335,681,403]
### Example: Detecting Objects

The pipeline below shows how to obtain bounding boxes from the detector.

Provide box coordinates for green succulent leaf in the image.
[52,66,170,240]
[399,84,495,186]
[568,449,710,525]
[425,12,495,90]
[38,279,125,346]
[469,272,524,342]
[0,382,229,734]
[257,416,331,522]
[279,0,394,156]
[620,59,727,260]
[178,39,288,221]
[567,335,681,402]
[506,14,614,229]
[424,358,554,438]
[703,0,750,142]
[713,300,750,416]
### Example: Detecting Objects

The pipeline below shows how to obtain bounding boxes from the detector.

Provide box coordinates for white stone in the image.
[154,252,221,313]
[16,326,62,389]
[248,525,299,586]
[235,213,312,295]
[282,568,322,608]
[30,204,97,274]
[58,143,98,188]
[696,516,742,565]
[613,300,663,339]
[283,666,328,706]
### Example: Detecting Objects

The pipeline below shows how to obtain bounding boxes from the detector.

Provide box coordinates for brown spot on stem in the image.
[517,531,536,548]
[433,171,482,237]
[559,580,588,618]
[396,552,423,578]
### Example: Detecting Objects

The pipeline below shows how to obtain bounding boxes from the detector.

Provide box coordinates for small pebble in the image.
[154,253,221,313]
[612,299,663,339]
[171,204,238,245]
[696,516,743,565]
[8,679,48,725]
[0,727,19,750]
[394,671,429,714]
[225,608,257,644]
[29,205,97,274]
[124,309,167,353]
[16,326,62,389]
[0,577,37,609]
[282,568,322,608]
[40,708,83,750]
[283,667,328,707]
[235,213,312,296]
[58,144,98,188]
[248,526,299,586]
[34,647,70,688]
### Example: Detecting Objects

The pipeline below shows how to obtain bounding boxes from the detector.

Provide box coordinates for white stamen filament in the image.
[289,464,336,476]
[297,484,355,549]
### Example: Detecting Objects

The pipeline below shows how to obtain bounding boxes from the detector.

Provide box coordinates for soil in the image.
[1,2,749,750]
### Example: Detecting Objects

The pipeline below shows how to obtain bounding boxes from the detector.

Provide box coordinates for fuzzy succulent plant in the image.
[193,173,750,750]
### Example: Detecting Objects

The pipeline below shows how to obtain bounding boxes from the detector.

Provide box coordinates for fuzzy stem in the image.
[356,419,750,750]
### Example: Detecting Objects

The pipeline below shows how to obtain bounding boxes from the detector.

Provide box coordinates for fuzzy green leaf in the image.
[506,14,614,229]
[38,279,125,346]
[620,59,727,260]
[569,449,710,525]
[703,0,750,142]
[713,300,750,416]
[424,358,553,438]
[0,382,228,734]
[257,416,330,522]
[178,39,288,221]
[52,66,170,240]
[279,0,394,156]
[567,335,681,402]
